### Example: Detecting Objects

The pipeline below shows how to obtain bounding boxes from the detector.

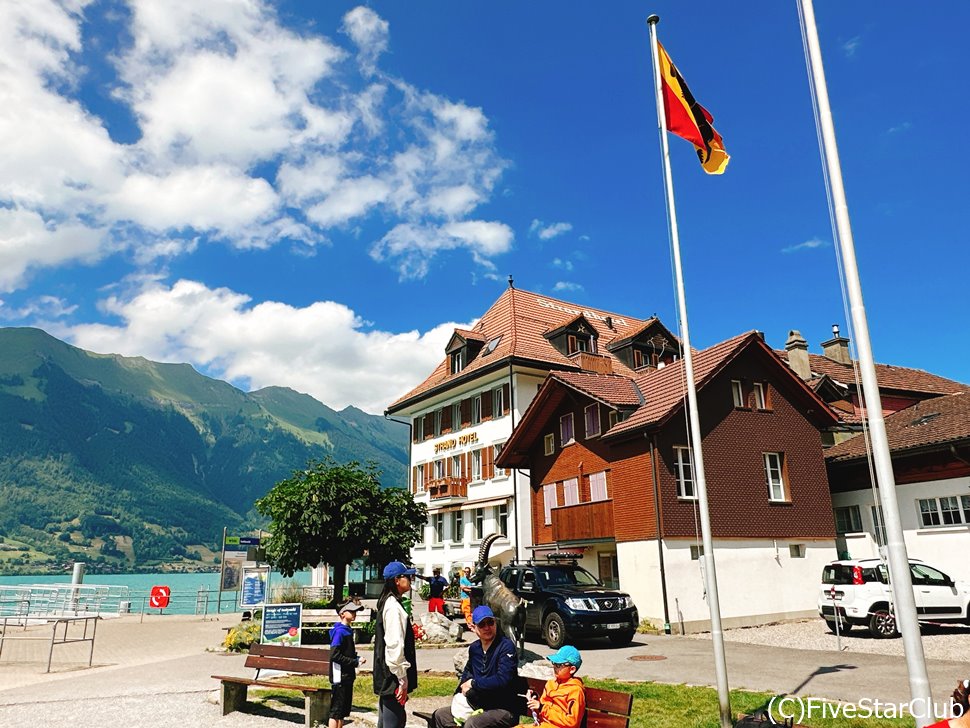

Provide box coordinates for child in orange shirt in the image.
[526,646,585,728]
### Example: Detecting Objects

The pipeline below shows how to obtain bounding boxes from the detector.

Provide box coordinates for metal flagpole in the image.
[798,1,932,724]
[646,16,731,728]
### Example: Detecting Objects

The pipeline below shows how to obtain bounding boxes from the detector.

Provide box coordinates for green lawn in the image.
[251,675,917,728]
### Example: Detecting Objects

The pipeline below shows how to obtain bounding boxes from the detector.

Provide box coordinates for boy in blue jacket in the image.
[330,601,366,728]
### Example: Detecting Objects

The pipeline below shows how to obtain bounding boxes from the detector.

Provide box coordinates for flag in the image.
[656,42,729,174]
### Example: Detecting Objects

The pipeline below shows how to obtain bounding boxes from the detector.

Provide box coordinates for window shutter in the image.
[461,399,471,427]
[442,405,452,431]
[412,466,418,493]
[425,462,432,482]
[465,451,472,479]
[484,447,493,480]
[446,457,453,476]
[502,384,511,415]
[482,390,493,419]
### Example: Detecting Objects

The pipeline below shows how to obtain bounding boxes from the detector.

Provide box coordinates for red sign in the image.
[150,585,171,609]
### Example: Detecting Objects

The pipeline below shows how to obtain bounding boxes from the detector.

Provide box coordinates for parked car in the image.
[818,558,970,638]
[499,554,638,648]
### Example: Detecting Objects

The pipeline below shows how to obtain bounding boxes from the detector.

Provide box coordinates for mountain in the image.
[0,327,409,573]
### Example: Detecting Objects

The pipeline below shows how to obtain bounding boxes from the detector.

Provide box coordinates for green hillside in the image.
[0,327,409,574]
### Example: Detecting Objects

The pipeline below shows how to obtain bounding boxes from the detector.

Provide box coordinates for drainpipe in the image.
[649,434,671,634]
[509,359,520,561]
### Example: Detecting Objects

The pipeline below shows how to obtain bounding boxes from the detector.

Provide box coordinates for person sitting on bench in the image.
[525,646,585,728]
[432,606,520,728]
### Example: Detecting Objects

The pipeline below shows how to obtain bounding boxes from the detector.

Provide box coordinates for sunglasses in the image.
[476,619,497,627]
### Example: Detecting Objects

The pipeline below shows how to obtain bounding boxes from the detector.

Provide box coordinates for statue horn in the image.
[477,532,501,566]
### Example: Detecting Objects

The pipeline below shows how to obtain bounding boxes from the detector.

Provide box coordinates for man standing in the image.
[417,567,450,614]
[459,566,474,627]
[432,606,521,728]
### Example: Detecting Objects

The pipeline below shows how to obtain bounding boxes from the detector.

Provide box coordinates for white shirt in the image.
[381,597,412,683]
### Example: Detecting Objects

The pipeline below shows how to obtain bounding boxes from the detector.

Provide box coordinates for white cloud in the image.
[341,6,389,76]
[50,279,468,413]
[371,220,513,279]
[0,2,511,291]
[781,237,829,254]
[552,281,583,293]
[530,219,573,240]
[0,295,77,321]
[887,121,912,134]
[552,258,574,271]
[842,36,861,57]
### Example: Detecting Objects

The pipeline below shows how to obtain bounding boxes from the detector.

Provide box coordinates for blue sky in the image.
[1,1,967,413]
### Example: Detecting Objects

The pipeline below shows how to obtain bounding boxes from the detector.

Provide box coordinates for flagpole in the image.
[798,1,932,724]
[646,15,731,728]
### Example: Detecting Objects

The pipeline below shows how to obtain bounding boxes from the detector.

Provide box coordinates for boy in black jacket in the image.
[330,601,366,728]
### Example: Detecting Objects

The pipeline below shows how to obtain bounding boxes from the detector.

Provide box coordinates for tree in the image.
[255,458,426,605]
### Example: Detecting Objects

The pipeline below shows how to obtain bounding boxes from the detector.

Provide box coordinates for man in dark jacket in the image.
[417,567,450,614]
[330,601,365,728]
[433,606,522,728]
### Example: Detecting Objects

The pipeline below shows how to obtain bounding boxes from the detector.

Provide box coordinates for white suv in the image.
[818,558,970,638]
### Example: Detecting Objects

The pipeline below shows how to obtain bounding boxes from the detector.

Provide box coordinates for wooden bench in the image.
[212,643,332,728]
[414,676,633,728]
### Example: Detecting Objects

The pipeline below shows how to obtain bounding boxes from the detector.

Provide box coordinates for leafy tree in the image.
[255,458,426,605]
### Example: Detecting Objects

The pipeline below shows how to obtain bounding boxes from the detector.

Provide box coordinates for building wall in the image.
[618,537,834,633]
[654,351,836,540]
[831,474,970,582]
[409,369,545,573]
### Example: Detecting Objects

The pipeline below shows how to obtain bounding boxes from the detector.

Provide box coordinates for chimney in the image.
[821,324,851,365]
[784,330,812,380]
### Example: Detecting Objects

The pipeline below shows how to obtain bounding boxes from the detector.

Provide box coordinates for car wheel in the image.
[824,619,852,634]
[608,629,635,646]
[869,607,899,638]
[543,612,567,649]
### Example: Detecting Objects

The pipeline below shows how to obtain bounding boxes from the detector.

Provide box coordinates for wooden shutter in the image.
[502,384,511,415]
[482,390,493,420]
[411,466,417,493]
[485,446,494,480]
[442,404,452,432]
[461,399,471,427]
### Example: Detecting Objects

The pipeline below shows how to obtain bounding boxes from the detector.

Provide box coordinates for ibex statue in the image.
[471,532,527,652]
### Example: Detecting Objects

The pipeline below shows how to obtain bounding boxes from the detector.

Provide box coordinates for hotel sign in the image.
[434,431,479,453]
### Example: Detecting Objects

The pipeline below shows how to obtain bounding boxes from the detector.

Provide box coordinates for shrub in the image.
[223,621,261,652]
[273,579,304,604]
[418,582,431,600]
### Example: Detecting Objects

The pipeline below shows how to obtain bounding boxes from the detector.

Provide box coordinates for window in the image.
[451,455,462,480]
[764,452,786,501]
[690,544,704,561]
[589,471,607,502]
[674,446,695,499]
[493,387,505,417]
[560,413,575,445]
[498,503,509,535]
[451,511,464,543]
[834,505,862,534]
[543,484,558,526]
[432,513,444,544]
[451,350,464,374]
[414,416,424,441]
[453,403,462,432]
[433,409,442,436]
[544,433,555,456]
[567,335,578,354]
[584,403,600,438]
[753,382,768,410]
[415,467,425,493]
[608,411,619,429]
[563,478,579,506]
[417,518,426,545]
[472,395,482,425]
[633,349,645,369]
[474,508,485,540]
[789,544,806,558]
[731,380,744,408]
[918,496,970,527]
[434,459,445,480]
[471,449,482,481]
[493,443,508,479]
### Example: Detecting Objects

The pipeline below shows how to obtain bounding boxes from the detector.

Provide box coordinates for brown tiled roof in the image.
[825,392,970,462]
[387,288,650,411]
[453,328,486,342]
[607,332,758,436]
[549,371,642,407]
[777,350,967,396]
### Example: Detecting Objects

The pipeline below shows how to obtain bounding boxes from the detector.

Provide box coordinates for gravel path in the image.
[686,617,970,661]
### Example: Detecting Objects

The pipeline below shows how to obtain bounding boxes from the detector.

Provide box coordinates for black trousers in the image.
[431,705,517,728]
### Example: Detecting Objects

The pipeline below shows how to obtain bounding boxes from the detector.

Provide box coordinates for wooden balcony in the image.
[551,499,615,543]
[427,477,468,500]
[569,351,613,375]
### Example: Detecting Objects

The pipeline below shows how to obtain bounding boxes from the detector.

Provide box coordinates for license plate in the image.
[605,622,626,629]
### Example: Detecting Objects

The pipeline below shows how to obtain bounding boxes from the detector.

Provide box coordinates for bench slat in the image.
[245,655,330,674]
[211,676,324,693]
[586,711,631,728]
[250,643,331,661]
[525,677,632,718]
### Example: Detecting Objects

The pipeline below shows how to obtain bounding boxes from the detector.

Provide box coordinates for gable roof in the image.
[825,392,970,463]
[777,350,967,397]
[387,288,655,412]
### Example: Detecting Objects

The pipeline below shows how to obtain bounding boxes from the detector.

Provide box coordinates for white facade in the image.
[616,537,836,633]
[831,474,970,582]
[409,370,545,573]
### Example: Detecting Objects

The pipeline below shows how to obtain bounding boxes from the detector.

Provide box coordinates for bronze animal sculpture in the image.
[471,532,527,652]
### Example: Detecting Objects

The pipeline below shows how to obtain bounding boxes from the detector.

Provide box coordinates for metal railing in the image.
[0,584,129,618]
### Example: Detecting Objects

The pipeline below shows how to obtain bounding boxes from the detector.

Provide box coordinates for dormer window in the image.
[446,328,485,376]
[544,315,599,358]
[451,350,465,374]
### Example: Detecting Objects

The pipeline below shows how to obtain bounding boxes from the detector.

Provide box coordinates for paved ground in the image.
[1,606,968,727]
